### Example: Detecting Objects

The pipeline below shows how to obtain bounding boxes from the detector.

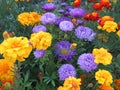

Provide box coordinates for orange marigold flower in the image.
[92,3,103,10]
[98,84,114,90]
[74,0,81,7]
[114,79,120,90]
[58,76,81,90]
[18,12,41,26]
[98,16,114,27]
[0,59,15,85]
[95,69,113,86]
[48,0,52,2]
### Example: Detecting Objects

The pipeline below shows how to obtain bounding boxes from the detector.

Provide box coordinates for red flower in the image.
[100,0,111,9]
[84,12,100,21]
[84,13,91,20]
[74,0,81,7]
[118,23,120,29]
[92,3,103,10]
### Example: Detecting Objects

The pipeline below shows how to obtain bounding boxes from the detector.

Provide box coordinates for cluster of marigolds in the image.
[0,0,120,90]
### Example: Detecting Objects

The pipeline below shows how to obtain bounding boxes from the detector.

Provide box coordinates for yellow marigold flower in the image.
[95,69,113,86]
[18,12,41,26]
[58,76,81,90]
[98,84,114,90]
[30,31,52,50]
[116,30,120,37]
[0,59,15,85]
[92,48,112,65]
[0,37,32,63]
[114,79,120,90]
[102,21,118,33]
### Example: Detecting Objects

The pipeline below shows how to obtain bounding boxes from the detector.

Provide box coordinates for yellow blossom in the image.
[0,37,32,63]
[92,48,112,65]
[102,21,118,33]
[18,12,41,26]
[95,69,113,86]
[58,76,81,90]
[30,31,52,50]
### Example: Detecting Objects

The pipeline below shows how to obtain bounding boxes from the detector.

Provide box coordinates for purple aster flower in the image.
[59,21,74,32]
[69,8,86,18]
[61,2,67,6]
[77,53,98,72]
[42,3,56,11]
[34,50,45,58]
[41,12,57,25]
[54,41,76,61]
[58,9,65,14]
[75,26,96,41]
[58,64,76,80]
[55,16,71,26]
[65,6,73,11]
[32,25,46,33]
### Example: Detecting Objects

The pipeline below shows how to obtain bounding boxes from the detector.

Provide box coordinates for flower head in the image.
[75,26,96,41]
[98,16,114,27]
[84,12,100,21]
[92,3,103,10]
[58,64,76,80]
[18,12,41,26]
[54,41,76,61]
[114,79,120,90]
[33,50,45,58]
[41,12,56,25]
[30,31,52,50]
[58,76,81,90]
[69,8,86,18]
[77,53,98,72]
[32,25,46,33]
[0,59,15,84]
[95,69,113,86]
[59,21,74,32]
[55,16,71,26]
[92,48,112,65]
[0,37,32,62]
[98,84,114,90]
[102,21,118,33]
[42,3,56,11]
[74,0,81,7]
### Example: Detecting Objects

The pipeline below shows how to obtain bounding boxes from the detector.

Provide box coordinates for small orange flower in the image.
[92,3,103,10]
[114,79,120,90]
[74,0,81,7]
[98,84,114,90]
